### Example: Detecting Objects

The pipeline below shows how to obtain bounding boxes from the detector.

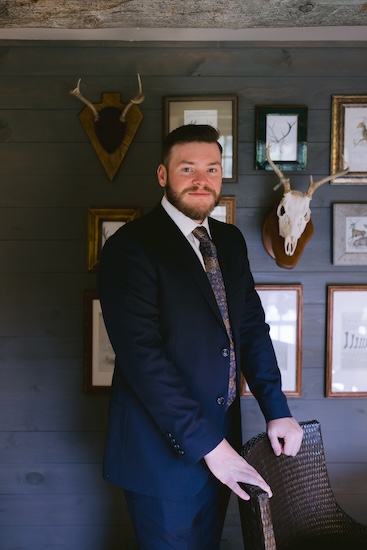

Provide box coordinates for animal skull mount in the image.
[262,145,349,269]
[70,74,144,181]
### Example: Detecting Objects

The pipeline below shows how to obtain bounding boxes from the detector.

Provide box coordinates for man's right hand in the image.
[203,438,272,500]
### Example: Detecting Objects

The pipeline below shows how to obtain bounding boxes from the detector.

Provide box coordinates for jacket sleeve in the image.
[235,234,291,421]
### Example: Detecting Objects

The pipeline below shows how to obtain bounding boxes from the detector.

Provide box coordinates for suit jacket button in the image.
[216,396,225,405]
[221,348,229,357]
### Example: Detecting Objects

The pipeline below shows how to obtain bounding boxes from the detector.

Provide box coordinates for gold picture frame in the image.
[211,196,236,224]
[87,207,142,271]
[331,95,367,184]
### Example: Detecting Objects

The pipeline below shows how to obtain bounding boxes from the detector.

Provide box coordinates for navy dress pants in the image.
[123,402,239,549]
[124,474,231,550]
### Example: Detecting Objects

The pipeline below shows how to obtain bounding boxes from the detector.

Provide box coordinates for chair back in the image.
[239,420,367,550]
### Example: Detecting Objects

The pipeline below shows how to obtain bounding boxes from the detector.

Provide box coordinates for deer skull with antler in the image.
[262,145,349,268]
[69,74,145,180]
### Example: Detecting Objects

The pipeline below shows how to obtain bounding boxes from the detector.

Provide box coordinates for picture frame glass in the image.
[327,286,367,397]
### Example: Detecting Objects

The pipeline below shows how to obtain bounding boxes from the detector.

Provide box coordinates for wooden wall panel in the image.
[0,39,366,549]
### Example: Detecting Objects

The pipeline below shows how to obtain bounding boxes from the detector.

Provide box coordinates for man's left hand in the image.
[266,417,303,457]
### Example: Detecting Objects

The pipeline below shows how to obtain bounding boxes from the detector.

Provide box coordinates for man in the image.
[98,124,303,549]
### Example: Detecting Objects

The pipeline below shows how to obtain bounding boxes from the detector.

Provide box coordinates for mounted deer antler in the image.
[70,78,99,121]
[69,74,145,181]
[262,145,349,269]
[120,73,144,122]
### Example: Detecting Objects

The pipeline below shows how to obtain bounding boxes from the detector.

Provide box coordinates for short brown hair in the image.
[162,124,222,168]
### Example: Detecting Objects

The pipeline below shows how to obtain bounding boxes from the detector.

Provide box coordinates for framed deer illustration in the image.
[331,94,367,184]
[333,203,367,265]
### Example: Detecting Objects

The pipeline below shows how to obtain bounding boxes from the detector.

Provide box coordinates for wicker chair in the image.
[239,420,367,550]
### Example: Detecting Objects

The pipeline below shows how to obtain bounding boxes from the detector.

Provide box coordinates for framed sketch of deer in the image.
[255,105,307,171]
[331,95,367,184]
[333,203,367,265]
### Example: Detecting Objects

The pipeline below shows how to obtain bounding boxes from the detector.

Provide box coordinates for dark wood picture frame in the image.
[163,95,238,183]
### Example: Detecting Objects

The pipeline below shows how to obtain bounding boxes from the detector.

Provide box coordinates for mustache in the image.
[184,186,216,195]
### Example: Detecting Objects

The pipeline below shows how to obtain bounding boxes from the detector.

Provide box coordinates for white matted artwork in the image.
[326,285,367,397]
[83,289,115,393]
[333,203,367,265]
[242,284,302,397]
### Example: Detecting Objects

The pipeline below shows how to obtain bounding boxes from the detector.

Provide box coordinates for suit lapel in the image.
[154,205,224,327]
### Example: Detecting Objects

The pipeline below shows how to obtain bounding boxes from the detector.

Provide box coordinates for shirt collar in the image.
[161,196,211,238]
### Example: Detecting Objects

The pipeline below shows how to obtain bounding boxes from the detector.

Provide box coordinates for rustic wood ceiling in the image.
[1,0,367,29]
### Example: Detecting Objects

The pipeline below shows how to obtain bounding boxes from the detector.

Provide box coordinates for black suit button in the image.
[221,348,229,357]
[216,396,225,405]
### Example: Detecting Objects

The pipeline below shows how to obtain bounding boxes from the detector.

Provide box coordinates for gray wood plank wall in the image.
[0,39,367,549]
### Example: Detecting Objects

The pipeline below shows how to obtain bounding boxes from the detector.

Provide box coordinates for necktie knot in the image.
[192,226,210,243]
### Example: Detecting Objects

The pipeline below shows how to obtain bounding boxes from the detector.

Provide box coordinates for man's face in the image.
[157,141,223,223]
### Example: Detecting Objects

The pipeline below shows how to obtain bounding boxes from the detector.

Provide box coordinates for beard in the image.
[165,180,221,221]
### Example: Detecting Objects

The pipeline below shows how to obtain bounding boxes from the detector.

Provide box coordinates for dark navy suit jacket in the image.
[97,203,291,500]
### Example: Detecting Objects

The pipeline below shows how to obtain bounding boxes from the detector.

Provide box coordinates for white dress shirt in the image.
[161,195,211,270]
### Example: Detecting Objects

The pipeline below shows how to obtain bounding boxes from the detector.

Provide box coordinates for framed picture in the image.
[333,203,367,265]
[326,285,367,397]
[331,95,367,184]
[255,105,308,171]
[83,289,114,394]
[211,196,236,224]
[241,284,303,397]
[162,95,238,183]
[87,207,142,271]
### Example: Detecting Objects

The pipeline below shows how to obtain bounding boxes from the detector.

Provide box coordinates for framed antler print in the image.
[255,105,308,171]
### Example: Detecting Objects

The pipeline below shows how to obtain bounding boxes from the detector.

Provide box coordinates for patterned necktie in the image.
[192,226,236,407]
